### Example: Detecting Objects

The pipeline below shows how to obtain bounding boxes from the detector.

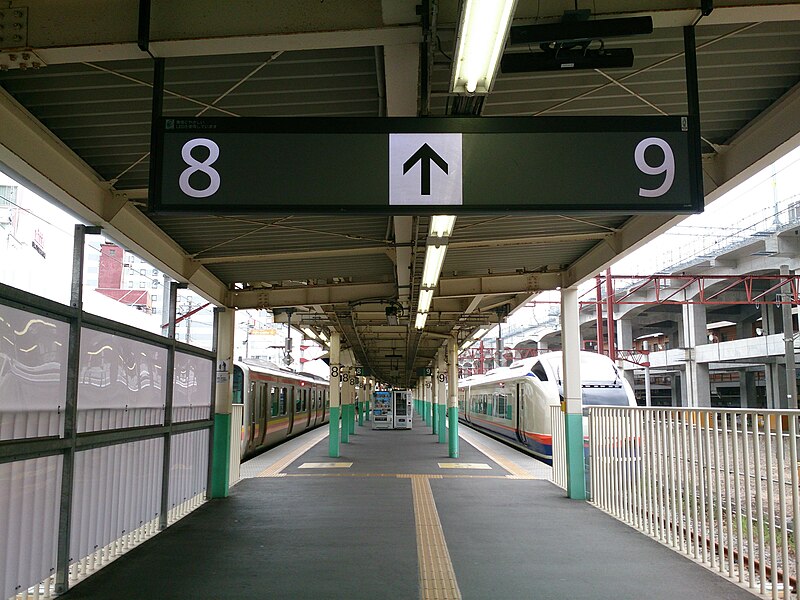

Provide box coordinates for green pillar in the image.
[432,400,438,434]
[358,400,364,426]
[562,286,586,500]
[429,391,434,427]
[348,402,356,434]
[438,404,447,444]
[448,407,459,458]
[448,337,459,457]
[329,406,341,457]
[211,412,232,498]
[365,400,371,421]
[341,405,350,443]
[565,412,586,499]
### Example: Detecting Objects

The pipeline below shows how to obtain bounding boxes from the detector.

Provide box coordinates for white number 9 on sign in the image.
[180,138,221,198]
[635,137,674,198]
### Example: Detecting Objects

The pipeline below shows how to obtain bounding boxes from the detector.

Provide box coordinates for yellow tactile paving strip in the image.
[458,435,539,479]
[403,474,462,600]
[256,429,328,477]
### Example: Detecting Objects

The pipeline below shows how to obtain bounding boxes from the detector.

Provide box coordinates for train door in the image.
[255,381,268,446]
[305,388,313,428]
[286,386,295,435]
[515,383,527,445]
[247,380,257,450]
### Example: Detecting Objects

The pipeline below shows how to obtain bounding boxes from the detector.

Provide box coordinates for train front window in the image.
[581,386,630,406]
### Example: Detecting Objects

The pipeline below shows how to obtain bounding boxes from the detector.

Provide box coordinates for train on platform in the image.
[232,360,330,461]
[458,351,636,463]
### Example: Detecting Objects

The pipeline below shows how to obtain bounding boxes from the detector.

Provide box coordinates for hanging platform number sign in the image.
[152,116,701,214]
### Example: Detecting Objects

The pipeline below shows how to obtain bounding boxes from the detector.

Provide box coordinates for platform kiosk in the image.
[392,390,412,429]
[372,390,392,429]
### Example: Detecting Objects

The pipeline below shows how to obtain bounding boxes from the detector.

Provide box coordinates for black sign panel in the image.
[150,116,702,214]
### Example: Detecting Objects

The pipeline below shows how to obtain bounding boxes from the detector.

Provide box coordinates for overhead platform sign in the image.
[150,116,702,215]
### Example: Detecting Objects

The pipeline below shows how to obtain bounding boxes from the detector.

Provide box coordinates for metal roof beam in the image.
[437,272,561,297]
[704,78,800,205]
[0,86,229,306]
[23,0,420,64]
[230,282,396,309]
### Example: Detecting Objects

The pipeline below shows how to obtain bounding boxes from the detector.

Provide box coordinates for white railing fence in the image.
[229,404,243,488]
[550,405,568,490]
[588,407,799,600]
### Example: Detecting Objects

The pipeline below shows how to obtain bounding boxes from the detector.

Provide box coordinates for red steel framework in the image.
[461,273,800,374]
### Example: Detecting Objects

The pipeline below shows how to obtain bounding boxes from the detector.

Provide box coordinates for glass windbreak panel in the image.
[0,455,63,600]
[175,290,214,351]
[0,175,76,305]
[0,304,69,440]
[70,439,162,567]
[172,352,213,422]
[78,328,167,433]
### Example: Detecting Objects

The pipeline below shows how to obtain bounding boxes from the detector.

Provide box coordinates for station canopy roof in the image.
[1,1,800,386]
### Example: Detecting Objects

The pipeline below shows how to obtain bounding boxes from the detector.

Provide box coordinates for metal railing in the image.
[588,407,800,599]
[550,405,567,490]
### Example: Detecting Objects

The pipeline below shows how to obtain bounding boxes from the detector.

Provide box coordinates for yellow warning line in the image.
[408,474,462,600]
[458,435,539,480]
[257,429,328,477]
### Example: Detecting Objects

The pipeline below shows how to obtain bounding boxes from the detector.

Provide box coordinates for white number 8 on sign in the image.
[180,138,221,198]
[635,137,674,198]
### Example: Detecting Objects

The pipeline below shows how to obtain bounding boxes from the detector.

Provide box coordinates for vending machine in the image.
[392,390,412,429]
[372,390,392,429]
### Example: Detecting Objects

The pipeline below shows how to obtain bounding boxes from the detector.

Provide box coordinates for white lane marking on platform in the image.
[438,462,491,470]
[298,462,353,469]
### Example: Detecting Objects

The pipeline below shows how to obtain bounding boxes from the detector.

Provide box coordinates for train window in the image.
[496,393,507,418]
[325,391,330,409]
[311,389,316,410]
[232,367,244,404]
[302,389,307,412]
[531,362,548,381]
[279,387,288,415]
[271,387,278,417]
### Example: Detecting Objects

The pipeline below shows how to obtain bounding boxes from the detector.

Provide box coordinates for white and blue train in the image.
[458,351,636,463]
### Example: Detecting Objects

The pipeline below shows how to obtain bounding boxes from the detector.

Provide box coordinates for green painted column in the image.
[365,396,371,422]
[562,286,587,500]
[565,412,585,499]
[328,332,341,457]
[429,382,434,427]
[448,407,459,458]
[448,337,459,458]
[438,404,447,444]
[211,307,235,499]
[329,406,341,457]
[432,374,439,436]
[341,404,350,443]
[357,400,364,426]
[211,412,231,498]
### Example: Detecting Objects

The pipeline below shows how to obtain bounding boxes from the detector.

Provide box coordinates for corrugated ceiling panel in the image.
[208,254,393,285]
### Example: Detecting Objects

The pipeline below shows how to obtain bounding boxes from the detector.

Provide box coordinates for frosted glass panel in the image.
[0,303,68,440]
[69,438,163,564]
[0,456,62,600]
[78,328,167,432]
[172,352,212,422]
[168,429,209,510]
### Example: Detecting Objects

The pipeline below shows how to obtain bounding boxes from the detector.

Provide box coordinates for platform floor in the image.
[60,415,758,599]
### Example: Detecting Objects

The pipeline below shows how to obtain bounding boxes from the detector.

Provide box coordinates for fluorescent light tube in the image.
[418,289,434,313]
[415,312,428,330]
[473,327,490,339]
[451,0,518,94]
[430,215,456,238]
[301,327,317,339]
[421,245,447,288]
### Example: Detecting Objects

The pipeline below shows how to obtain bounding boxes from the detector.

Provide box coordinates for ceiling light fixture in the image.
[415,313,428,330]
[451,0,518,94]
